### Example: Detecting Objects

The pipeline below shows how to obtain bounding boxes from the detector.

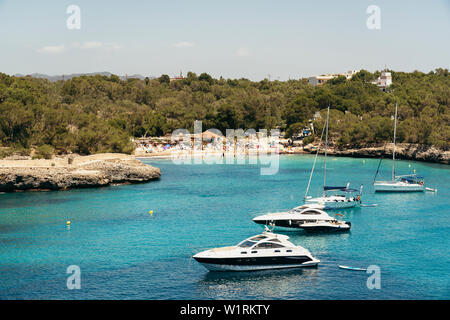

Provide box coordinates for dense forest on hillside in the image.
[0,69,448,158]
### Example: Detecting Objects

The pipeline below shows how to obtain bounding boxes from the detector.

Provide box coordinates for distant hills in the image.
[13,72,153,82]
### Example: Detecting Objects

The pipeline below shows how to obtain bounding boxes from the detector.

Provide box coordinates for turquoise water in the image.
[0,155,449,299]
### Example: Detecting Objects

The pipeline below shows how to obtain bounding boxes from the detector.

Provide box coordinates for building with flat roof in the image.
[308,70,360,86]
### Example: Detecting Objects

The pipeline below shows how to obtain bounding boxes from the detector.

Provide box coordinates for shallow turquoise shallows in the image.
[0,155,449,299]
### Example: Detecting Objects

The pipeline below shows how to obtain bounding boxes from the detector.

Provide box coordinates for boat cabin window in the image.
[254,242,285,249]
[301,210,320,215]
[249,235,267,241]
[239,240,256,248]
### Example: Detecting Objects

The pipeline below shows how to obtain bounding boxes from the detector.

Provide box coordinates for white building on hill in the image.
[308,70,360,86]
[371,71,392,91]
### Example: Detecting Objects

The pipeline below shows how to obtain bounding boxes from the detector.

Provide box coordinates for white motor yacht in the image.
[193,229,320,271]
[253,207,336,230]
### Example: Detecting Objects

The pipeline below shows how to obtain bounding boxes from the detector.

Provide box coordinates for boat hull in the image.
[253,218,308,229]
[194,256,319,272]
[301,222,351,233]
[374,182,424,192]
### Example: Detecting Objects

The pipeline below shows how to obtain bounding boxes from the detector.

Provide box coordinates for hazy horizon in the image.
[1,0,449,81]
[8,67,449,82]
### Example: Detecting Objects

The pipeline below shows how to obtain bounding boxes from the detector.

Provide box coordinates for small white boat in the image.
[193,229,320,272]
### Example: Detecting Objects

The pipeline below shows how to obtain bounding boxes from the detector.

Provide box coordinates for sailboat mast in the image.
[392,102,398,181]
[304,123,326,199]
[323,106,330,197]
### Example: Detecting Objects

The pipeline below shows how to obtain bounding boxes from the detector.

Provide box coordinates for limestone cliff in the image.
[0,153,161,192]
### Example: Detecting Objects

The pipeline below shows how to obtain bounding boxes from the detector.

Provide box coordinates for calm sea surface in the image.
[0,155,449,299]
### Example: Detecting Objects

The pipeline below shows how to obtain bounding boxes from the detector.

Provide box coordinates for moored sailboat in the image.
[304,106,362,209]
[373,103,425,192]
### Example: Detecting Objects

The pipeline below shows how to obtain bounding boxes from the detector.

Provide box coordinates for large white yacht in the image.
[373,103,425,192]
[193,230,320,271]
[253,207,337,229]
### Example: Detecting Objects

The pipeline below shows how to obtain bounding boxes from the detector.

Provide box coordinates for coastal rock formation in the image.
[303,143,449,165]
[0,153,161,192]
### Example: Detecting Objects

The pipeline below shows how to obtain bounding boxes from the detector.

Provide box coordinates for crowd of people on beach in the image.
[133,134,302,156]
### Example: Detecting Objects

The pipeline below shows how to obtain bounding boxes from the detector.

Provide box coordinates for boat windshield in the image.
[300,210,321,215]
[238,240,256,248]
[254,242,285,249]
[249,235,268,241]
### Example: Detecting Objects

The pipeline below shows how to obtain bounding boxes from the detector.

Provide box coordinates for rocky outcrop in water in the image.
[0,154,161,192]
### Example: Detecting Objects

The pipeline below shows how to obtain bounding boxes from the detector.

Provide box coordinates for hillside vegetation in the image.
[0,69,448,158]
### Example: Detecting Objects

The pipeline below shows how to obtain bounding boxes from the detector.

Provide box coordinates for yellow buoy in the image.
[66,221,71,225]
[149,210,153,215]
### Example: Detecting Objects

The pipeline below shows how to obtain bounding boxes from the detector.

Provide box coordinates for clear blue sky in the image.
[0,0,448,80]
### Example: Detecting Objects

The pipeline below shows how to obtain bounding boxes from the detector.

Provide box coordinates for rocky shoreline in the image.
[302,143,449,164]
[0,153,161,192]
[135,143,449,165]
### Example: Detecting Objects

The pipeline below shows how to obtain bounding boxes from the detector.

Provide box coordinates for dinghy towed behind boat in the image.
[193,228,320,271]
